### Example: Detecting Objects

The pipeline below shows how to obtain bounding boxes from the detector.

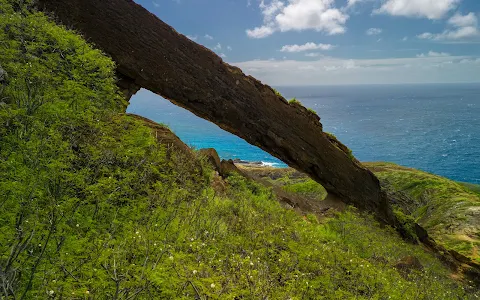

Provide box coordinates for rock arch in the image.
[36,0,394,224]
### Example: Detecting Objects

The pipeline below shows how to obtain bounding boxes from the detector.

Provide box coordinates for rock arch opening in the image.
[37,0,394,224]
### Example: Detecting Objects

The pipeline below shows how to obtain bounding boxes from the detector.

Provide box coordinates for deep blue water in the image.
[127,84,480,184]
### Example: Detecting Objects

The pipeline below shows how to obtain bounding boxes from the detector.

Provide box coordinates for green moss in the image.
[394,209,418,242]
[366,162,480,260]
[0,1,476,298]
[460,182,480,195]
[288,97,301,105]
[282,178,327,201]
[272,88,282,97]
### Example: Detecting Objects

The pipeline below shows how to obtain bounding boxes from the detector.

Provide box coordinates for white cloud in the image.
[186,35,197,41]
[418,12,480,41]
[374,0,459,20]
[402,36,408,41]
[247,25,276,38]
[305,52,322,57]
[280,42,335,52]
[246,0,348,38]
[214,43,222,50]
[219,53,227,58]
[366,28,382,35]
[233,53,478,85]
[346,0,362,8]
[152,1,160,8]
[416,51,450,57]
[418,32,434,39]
[204,34,214,40]
[448,12,478,28]
[227,46,233,51]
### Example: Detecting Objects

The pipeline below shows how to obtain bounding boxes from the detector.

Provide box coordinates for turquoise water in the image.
[127,84,480,184]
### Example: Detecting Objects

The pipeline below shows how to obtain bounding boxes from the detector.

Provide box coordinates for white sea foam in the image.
[262,162,280,167]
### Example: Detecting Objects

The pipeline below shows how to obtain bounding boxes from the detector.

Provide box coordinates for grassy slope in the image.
[366,162,480,262]
[237,165,328,201]
[0,1,477,298]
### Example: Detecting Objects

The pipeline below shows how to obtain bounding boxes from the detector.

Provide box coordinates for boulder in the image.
[199,148,222,173]
[220,159,244,177]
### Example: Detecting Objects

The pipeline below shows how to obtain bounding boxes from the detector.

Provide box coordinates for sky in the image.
[135,0,480,85]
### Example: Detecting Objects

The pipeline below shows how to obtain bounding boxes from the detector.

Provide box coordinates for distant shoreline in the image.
[232,158,283,168]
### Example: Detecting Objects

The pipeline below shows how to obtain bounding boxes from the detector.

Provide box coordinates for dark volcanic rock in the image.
[220,159,241,177]
[36,0,393,223]
[199,148,222,173]
[117,72,141,101]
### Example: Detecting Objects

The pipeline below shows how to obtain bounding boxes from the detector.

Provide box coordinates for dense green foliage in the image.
[366,162,480,262]
[0,1,477,298]
[282,179,327,201]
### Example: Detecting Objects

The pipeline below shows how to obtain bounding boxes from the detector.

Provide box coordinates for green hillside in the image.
[0,1,477,298]
[366,162,480,262]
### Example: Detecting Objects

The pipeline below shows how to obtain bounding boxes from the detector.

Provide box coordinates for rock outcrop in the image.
[199,148,222,174]
[37,0,394,224]
[128,114,192,156]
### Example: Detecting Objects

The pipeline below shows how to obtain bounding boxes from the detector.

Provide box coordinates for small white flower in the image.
[169,256,174,260]
[250,262,254,266]
[48,290,54,295]
[85,290,90,294]
[192,270,197,274]
[210,283,215,288]
[154,243,157,246]
[76,224,79,227]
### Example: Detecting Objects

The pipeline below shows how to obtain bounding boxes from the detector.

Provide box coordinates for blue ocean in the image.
[127,84,480,184]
